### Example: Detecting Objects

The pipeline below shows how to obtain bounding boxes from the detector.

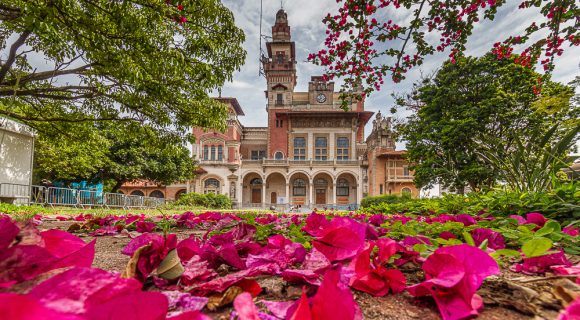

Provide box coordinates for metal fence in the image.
[0,183,164,209]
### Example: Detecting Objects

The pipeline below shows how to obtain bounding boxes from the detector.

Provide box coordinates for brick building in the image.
[120,9,418,206]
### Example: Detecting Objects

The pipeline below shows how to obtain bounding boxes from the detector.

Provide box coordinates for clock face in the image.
[316,93,327,103]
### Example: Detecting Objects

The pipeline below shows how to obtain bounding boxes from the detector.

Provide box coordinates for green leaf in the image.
[462,231,475,246]
[522,238,553,258]
[535,220,561,236]
[490,249,521,260]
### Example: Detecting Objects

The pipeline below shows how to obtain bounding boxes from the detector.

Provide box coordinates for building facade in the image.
[120,9,418,207]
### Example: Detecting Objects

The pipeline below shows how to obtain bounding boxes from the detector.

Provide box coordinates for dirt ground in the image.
[37,219,578,320]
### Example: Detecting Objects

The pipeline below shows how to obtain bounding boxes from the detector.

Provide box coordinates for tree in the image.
[397,54,577,193]
[309,0,579,100]
[34,122,196,192]
[0,0,245,140]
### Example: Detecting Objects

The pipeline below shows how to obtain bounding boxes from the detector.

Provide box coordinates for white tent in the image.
[0,117,35,204]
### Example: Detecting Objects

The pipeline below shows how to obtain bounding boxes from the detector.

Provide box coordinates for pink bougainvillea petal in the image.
[84,291,169,320]
[470,228,505,250]
[408,244,499,320]
[558,296,580,320]
[233,292,260,320]
[0,245,58,287]
[260,300,295,319]
[511,250,572,274]
[0,216,19,250]
[167,311,212,320]
[287,290,312,320]
[312,217,365,262]
[526,212,547,227]
[28,267,142,315]
[310,268,358,320]
[0,293,82,320]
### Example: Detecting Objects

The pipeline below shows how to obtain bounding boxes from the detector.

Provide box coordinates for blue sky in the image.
[220,0,580,141]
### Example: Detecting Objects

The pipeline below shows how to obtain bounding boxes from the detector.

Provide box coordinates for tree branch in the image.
[0,30,31,83]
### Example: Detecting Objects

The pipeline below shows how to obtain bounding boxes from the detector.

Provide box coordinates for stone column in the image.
[285,183,290,204]
[351,130,356,160]
[332,179,337,205]
[329,132,335,160]
[262,183,267,206]
[307,132,313,160]
[309,182,313,206]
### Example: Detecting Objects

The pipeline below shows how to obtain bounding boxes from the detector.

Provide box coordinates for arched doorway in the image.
[312,172,333,205]
[266,172,286,205]
[288,172,310,206]
[336,172,358,205]
[250,178,263,204]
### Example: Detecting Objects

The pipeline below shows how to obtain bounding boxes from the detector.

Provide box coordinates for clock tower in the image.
[263,9,297,158]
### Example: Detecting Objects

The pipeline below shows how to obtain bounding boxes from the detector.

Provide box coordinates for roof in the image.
[275,110,374,124]
[214,97,244,116]
[376,150,407,158]
[0,117,35,138]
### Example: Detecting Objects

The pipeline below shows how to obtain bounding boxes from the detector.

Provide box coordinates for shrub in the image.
[360,182,579,223]
[172,192,232,209]
[360,193,413,208]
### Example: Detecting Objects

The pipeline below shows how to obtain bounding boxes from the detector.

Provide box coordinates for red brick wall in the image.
[268,112,288,158]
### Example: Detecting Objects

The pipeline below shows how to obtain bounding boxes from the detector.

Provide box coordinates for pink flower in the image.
[563,226,579,237]
[511,250,572,274]
[349,240,406,296]
[311,217,366,261]
[122,233,177,281]
[408,244,500,320]
[526,212,547,227]
[286,268,362,320]
[470,228,506,249]
[136,221,156,233]
[233,292,260,320]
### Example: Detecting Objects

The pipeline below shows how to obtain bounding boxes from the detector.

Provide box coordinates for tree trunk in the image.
[112,180,126,193]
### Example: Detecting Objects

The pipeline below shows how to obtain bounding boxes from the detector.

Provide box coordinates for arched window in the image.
[250,178,263,186]
[175,189,187,200]
[336,179,349,196]
[130,190,144,196]
[275,151,284,160]
[204,178,220,194]
[293,178,306,196]
[401,187,412,196]
[149,190,165,198]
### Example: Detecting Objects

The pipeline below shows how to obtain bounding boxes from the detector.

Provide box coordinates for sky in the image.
[219,0,580,143]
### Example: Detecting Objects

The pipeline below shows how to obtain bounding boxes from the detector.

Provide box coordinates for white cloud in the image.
[221,1,579,134]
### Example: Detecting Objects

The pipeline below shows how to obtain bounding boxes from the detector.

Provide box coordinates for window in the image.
[276,119,284,128]
[336,137,349,160]
[204,178,220,194]
[293,137,306,160]
[293,178,306,196]
[149,190,165,199]
[276,52,284,63]
[250,178,263,186]
[401,187,412,196]
[275,151,284,160]
[210,146,216,160]
[203,145,209,160]
[315,137,327,160]
[379,184,383,195]
[276,93,283,105]
[403,166,410,176]
[251,150,266,160]
[337,179,349,196]
[217,145,223,161]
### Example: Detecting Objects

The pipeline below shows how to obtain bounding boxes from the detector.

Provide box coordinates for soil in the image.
[36,218,578,320]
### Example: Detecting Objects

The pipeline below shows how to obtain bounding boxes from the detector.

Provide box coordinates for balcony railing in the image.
[387,175,414,181]
[242,158,362,167]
